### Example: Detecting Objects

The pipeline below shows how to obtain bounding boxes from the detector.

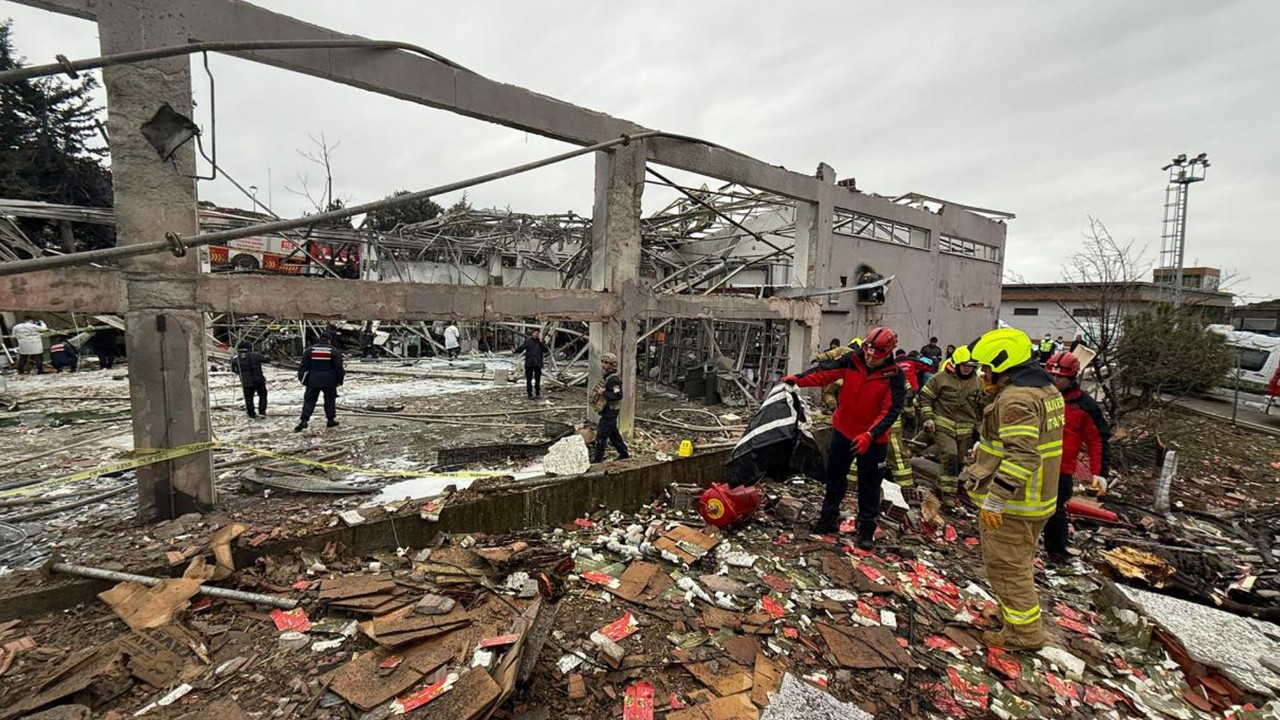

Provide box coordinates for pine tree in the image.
[0,20,114,252]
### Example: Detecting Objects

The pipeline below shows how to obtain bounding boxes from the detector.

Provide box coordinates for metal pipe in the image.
[0,39,470,85]
[48,560,300,609]
[0,132,660,278]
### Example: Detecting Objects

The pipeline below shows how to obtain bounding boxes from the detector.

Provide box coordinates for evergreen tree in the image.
[365,189,443,232]
[0,20,114,252]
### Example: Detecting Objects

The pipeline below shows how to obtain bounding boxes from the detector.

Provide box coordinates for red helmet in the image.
[862,326,898,359]
[1045,351,1080,378]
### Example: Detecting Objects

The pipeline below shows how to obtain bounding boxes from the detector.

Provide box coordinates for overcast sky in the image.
[4,0,1277,300]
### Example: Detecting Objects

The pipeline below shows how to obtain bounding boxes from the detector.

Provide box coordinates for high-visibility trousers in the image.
[979,516,1050,644]
[936,430,961,494]
[886,420,913,487]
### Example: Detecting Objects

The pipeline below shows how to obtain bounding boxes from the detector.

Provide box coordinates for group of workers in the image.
[787,325,1111,651]
[6,316,121,375]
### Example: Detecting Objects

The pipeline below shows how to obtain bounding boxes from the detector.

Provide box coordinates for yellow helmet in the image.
[950,345,973,365]
[850,337,863,347]
[968,328,1033,374]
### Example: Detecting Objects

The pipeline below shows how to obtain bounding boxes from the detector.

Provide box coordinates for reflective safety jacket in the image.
[920,367,983,437]
[968,362,1065,519]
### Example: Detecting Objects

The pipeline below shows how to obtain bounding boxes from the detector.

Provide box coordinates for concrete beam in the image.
[10,0,823,200]
[196,274,619,321]
[0,268,820,325]
[0,268,126,313]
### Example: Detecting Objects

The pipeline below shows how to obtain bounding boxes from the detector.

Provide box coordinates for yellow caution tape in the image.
[1,438,500,498]
[0,441,219,498]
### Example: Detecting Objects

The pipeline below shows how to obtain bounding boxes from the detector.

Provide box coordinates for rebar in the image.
[46,558,300,609]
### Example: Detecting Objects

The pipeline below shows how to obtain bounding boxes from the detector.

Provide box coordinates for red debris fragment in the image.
[270,608,311,632]
[1045,672,1080,702]
[581,571,619,588]
[986,648,1022,681]
[623,681,655,720]
[574,518,595,528]
[379,655,403,670]
[599,612,638,642]
[392,673,456,713]
[1084,684,1121,708]
[479,633,521,649]
[189,597,212,613]
[773,534,790,546]
[668,694,685,709]
[1054,602,1082,622]
[944,525,958,542]
[925,635,961,654]
[947,666,990,709]
[782,627,799,639]
[839,518,857,533]
[856,564,888,585]
[1055,616,1096,637]
[292,580,311,591]
[964,537,980,546]
[761,596,785,619]
[761,575,790,593]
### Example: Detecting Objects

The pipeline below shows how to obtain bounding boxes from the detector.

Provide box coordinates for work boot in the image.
[982,629,1044,652]
[248,413,257,419]
[811,513,838,535]
[293,423,307,433]
[1045,552,1071,569]
[326,419,339,428]
[618,453,630,460]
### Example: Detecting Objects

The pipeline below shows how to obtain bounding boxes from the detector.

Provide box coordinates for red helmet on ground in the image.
[1045,351,1080,378]
[861,326,898,360]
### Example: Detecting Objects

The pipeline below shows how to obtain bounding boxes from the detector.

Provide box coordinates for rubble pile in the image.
[3,469,1280,719]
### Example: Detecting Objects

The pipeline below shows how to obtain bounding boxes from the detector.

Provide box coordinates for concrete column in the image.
[788,201,820,374]
[588,140,645,439]
[99,0,213,520]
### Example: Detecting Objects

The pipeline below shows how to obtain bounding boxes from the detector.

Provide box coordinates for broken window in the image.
[832,209,929,250]
[939,234,1001,263]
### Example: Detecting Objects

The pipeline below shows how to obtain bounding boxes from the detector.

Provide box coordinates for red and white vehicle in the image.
[199,208,361,276]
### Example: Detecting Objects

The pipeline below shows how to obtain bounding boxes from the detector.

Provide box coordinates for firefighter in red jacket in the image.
[783,326,905,547]
[1042,351,1111,563]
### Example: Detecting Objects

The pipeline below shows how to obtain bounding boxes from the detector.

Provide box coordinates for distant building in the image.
[1151,266,1221,292]
[1001,272,1233,345]
[1231,299,1280,335]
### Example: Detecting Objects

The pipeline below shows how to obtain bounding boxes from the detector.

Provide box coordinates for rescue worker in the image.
[963,328,1064,651]
[1037,334,1055,362]
[49,335,78,373]
[590,352,629,462]
[232,340,269,419]
[1042,351,1111,563]
[444,321,461,361]
[295,331,345,432]
[514,328,550,399]
[92,327,119,370]
[920,346,984,506]
[812,337,859,410]
[921,336,943,365]
[12,316,46,374]
[884,413,914,488]
[783,326,905,547]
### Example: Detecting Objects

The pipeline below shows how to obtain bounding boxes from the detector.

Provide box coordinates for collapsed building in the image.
[5,2,1278,720]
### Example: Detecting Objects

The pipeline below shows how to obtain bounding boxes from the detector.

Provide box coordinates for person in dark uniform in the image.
[92,327,119,370]
[295,331,345,432]
[590,352,629,463]
[231,340,269,419]
[49,336,79,373]
[514,328,549,399]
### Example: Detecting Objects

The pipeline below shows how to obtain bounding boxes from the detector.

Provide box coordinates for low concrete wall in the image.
[1,448,738,619]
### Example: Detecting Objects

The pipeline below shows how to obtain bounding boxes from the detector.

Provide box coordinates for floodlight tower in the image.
[1158,153,1210,306]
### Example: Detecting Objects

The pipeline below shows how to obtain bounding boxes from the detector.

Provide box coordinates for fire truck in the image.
[199,208,361,277]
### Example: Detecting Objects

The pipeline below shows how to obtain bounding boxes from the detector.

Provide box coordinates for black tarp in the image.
[725,384,823,487]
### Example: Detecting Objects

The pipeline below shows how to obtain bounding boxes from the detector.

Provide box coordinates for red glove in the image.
[781,375,799,386]
[851,432,872,455]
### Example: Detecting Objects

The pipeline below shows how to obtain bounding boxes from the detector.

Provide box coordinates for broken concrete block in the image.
[590,631,625,668]
[543,434,590,476]
[762,673,874,719]
[414,594,457,616]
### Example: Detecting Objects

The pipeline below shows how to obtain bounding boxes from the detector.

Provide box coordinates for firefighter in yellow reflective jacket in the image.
[962,328,1064,651]
[920,345,984,506]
